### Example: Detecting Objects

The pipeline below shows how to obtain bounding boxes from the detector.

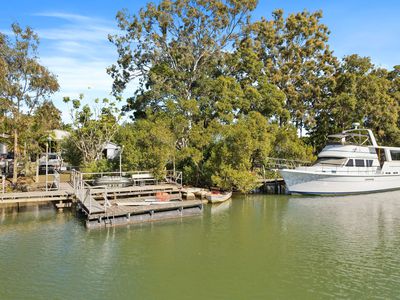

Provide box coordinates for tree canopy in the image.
[0,23,59,182]
[2,1,400,193]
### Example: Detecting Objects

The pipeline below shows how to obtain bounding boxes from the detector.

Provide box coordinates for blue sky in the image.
[1,0,400,121]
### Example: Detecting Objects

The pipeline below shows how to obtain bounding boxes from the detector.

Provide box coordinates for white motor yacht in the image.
[280,124,400,195]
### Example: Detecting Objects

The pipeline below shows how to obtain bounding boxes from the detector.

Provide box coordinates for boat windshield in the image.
[327,131,372,146]
[313,157,347,167]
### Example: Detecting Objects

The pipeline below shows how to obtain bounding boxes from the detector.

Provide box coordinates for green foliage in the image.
[270,125,315,162]
[106,1,341,191]
[0,23,59,181]
[5,2,400,194]
[310,54,400,150]
[61,137,83,167]
[115,119,174,179]
[239,9,337,129]
[81,159,113,173]
[63,95,120,165]
[206,112,272,192]
[134,118,175,179]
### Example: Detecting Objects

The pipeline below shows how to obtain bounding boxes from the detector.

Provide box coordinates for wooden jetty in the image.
[0,170,203,228]
[72,170,203,228]
[0,175,75,209]
[258,178,286,194]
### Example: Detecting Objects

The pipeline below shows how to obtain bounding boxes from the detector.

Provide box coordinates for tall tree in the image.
[242,9,337,131]
[310,55,399,150]
[108,0,259,183]
[0,23,59,182]
[109,0,257,118]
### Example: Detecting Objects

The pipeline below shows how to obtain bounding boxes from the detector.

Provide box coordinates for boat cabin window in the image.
[355,159,365,167]
[346,159,373,167]
[314,157,347,166]
[390,150,400,161]
[48,154,58,160]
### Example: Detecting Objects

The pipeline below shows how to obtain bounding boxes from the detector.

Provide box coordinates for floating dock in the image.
[0,170,204,228]
[73,175,203,228]
[82,199,203,229]
[0,181,74,209]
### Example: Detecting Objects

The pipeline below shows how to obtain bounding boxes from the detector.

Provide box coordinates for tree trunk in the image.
[12,128,18,184]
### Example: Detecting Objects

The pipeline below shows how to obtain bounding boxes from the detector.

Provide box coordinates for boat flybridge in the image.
[280,124,400,195]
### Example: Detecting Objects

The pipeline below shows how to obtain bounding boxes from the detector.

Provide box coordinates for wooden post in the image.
[45,142,48,192]
[35,158,39,183]
[1,175,4,200]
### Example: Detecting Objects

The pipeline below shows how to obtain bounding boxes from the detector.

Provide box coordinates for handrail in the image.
[1,175,5,200]
[166,170,183,187]
[295,165,382,175]
[263,157,312,170]
[77,170,152,176]
[72,169,183,214]
[48,170,60,191]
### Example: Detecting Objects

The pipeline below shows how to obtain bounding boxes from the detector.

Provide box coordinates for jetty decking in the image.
[83,200,203,228]
[0,181,74,204]
[72,170,203,228]
[0,170,204,228]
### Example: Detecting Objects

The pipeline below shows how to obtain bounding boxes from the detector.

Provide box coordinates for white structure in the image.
[50,129,70,141]
[0,143,7,155]
[0,133,10,155]
[103,142,121,160]
[280,125,400,195]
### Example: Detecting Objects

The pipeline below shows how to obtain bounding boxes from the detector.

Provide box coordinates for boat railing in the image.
[295,165,380,175]
[264,157,312,170]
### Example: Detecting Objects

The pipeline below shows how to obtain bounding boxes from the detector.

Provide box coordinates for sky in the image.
[1,0,400,121]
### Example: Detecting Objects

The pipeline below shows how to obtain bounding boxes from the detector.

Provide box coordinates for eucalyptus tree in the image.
[0,23,59,182]
[310,55,399,150]
[108,0,258,183]
[108,0,257,120]
[241,9,337,131]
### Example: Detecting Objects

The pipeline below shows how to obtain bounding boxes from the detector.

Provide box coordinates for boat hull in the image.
[206,192,232,203]
[280,169,400,195]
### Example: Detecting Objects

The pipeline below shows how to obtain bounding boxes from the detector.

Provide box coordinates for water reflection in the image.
[1,193,400,299]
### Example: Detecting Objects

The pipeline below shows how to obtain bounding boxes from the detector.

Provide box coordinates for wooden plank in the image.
[87,200,202,220]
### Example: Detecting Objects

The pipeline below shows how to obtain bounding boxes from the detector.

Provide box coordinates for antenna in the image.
[352,122,360,129]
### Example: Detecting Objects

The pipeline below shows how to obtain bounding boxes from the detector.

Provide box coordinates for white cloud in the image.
[32,12,123,122]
